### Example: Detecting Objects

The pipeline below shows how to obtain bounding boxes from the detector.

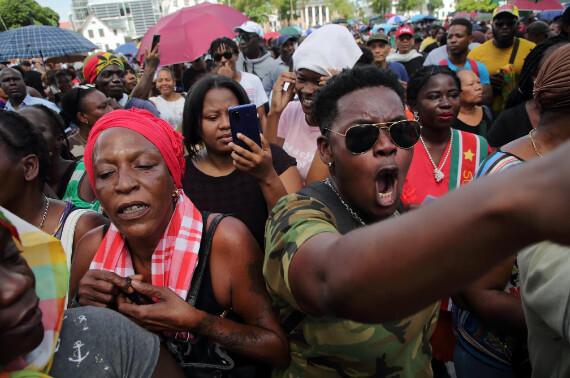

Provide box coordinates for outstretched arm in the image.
[130,45,160,100]
[287,142,570,323]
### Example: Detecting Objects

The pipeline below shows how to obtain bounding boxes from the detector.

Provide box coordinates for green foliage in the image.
[230,0,272,22]
[397,0,422,13]
[0,0,59,30]
[456,0,496,12]
[326,0,355,19]
[370,0,391,16]
[427,0,444,13]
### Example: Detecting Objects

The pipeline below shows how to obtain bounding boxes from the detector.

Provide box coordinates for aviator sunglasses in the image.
[325,119,421,154]
[213,51,234,62]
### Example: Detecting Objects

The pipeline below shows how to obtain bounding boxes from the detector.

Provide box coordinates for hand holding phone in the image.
[125,277,153,305]
[228,104,261,151]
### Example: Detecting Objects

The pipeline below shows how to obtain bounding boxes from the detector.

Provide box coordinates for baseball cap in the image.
[367,33,389,45]
[235,21,264,38]
[493,4,519,20]
[396,26,414,38]
[277,34,298,47]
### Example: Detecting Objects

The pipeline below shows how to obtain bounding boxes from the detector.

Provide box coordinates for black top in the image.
[453,107,493,139]
[401,56,425,78]
[23,70,44,95]
[183,144,296,247]
[487,103,532,148]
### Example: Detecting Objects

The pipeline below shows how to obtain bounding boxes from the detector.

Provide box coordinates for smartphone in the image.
[283,82,290,91]
[151,34,160,51]
[228,104,261,150]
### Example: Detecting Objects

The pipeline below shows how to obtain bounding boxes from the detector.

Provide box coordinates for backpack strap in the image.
[509,38,520,65]
[186,211,226,306]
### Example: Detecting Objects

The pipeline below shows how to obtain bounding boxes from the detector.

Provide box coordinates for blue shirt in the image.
[443,59,490,85]
[5,94,60,113]
[388,62,409,82]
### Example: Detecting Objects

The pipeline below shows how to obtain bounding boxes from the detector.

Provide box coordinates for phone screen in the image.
[151,34,160,50]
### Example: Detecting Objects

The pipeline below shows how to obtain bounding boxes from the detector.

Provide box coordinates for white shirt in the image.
[5,94,60,113]
[239,72,268,108]
[149,95,185,129]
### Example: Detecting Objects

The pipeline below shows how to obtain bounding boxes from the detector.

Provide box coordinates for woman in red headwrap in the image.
[69,109,289,374]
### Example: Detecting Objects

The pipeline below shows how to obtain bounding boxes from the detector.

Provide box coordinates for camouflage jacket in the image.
[264,193,439,377]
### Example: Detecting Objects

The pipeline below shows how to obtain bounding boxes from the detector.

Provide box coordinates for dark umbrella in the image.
[0,25,97,61]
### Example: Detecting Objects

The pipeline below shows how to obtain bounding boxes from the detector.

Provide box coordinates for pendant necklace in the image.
[420,130,453,183]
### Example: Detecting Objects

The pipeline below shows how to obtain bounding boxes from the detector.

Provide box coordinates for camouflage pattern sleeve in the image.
[263,193,338,312]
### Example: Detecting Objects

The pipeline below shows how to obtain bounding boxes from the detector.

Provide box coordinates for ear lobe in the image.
[21,154,40,182]
[317,135,333,165]
[76,111,88,126]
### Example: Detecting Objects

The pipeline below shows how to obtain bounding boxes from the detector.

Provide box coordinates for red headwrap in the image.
[83,52,125,84]
[84,109,186,191]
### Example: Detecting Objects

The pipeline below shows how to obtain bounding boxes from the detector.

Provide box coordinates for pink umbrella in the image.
[137,3,248,65]
[513,0,563,11]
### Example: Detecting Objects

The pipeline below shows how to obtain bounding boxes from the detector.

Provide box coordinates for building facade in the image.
[71,0,162,39]
[77,14,127,50]
[296,0,331,28]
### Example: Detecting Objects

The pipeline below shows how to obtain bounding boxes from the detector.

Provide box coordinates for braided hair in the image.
[505,35,568,109]
[407,65,460,108]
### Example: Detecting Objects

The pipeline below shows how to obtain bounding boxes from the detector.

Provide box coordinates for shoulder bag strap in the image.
[61,208,90,269]
[509,38,520,65]
[186,211,226,306]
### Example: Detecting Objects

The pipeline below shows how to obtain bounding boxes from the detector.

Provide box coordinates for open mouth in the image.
[301,96,313,109]
[375,167,398,207]
[117,201,150,220]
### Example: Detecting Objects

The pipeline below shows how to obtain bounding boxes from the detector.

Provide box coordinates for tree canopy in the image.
[0,0,59,30]
[370,0,392,16]
[456,0,496,12]
[397,0,422,13]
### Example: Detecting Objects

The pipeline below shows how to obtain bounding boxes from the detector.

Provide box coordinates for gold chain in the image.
[529,129,542,157]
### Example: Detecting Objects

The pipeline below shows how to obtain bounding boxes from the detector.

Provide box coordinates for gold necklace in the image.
[529,129,543,157]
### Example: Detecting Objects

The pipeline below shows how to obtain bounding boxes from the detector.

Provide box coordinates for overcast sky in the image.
[37,0,71,21]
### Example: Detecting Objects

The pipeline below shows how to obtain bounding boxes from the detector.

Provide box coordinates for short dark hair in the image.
[355,46,374,66]
[313,65,405,135]
[209,37,239,56]
[55,69,73,80]
[182,75,250,158]
[450,18,473,35]
[20,61,32,67]
[407,65,461,108]
[0,110,50,184]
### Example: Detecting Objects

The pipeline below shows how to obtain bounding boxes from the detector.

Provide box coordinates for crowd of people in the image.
[2,4,570,378]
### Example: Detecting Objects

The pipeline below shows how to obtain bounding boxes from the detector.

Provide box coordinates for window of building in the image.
[173,0,178,6]
[88,30,94,38]
[113,29,118,36]
[99,28,104,37]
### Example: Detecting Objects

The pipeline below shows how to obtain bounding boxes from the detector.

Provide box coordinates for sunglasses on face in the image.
[213,51,234,62]
[325,120,421,154]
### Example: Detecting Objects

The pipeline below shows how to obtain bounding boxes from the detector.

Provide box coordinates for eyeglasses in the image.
[213,51,234,62]
[325,120,421,154]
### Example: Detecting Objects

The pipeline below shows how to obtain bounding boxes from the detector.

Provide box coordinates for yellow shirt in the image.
[468,38,535,75]
[419,36,436,52]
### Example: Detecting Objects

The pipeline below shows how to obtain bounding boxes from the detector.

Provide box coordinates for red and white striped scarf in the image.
[90,193,203,299]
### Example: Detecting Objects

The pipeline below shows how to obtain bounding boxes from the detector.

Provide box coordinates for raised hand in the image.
[230,133,276,182]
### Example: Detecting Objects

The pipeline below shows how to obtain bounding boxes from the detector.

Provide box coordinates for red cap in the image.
[396,26,414,38]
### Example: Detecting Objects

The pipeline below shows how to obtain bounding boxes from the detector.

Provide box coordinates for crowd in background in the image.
[2,4,570,378]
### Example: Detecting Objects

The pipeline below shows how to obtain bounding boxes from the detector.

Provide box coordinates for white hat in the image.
[293,24,362,76]
[234,21,264,38]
